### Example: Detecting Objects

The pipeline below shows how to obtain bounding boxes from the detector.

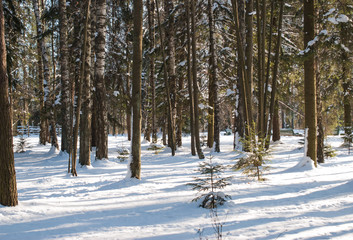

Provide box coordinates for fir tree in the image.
[233,122,270,181]
[188,155,232,209]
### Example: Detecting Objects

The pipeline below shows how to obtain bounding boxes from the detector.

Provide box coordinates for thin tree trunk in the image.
[71,0,92,175]
[164,0,177,152]
[265,0,284,149]
[155,0,176,156]
[59,0,70,153]
[33,0,48,145]
[231,0,251,136]
[147,0,157,143]
[0,0,18,206]
[207,0,220,152]
[191,0,204,159]
[129,0,143,179]
[186,0,196,156]
[304,0,317,167]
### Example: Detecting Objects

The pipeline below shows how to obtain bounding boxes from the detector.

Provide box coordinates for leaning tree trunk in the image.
[129,0,143,179]
[0,0,18,206]
[59,0,70,153]
[304,0,317,167]
[95,0,108,160]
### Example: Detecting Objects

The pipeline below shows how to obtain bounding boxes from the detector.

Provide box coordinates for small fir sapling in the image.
[233,122,270,181]
[16,134,27,153]
[188,155,232,209]
[342,127,352,154]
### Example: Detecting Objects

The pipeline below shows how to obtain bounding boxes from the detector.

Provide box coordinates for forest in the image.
[0,0,352,238]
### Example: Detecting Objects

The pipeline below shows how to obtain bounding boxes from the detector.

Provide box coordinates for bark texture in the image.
[304,0,317,167]
[95,0,108,160]
[130,0,143,179]
[0,1,18,206]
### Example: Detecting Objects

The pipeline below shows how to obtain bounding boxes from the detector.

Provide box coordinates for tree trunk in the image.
[186,0,196,156]
[304,0,317,167]
[340,17,351,145]
[129,0,143,179]
[156,0,176,156]
[95,0,108,160]
[147,0,157,143]
[191,0,204,159]
[0,0,18,206]
[272,99,280,142]
[79,1,92,166]
[33,0,48,145]
[164,0,177,152]
[59,0,70,153]
[207,0,220,152]
[265,0,284,149]
[71,0,92,175]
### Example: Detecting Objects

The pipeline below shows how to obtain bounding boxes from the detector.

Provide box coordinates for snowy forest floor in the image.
[1,133,353,240]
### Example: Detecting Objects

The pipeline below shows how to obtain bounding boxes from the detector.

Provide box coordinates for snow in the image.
[1,134,353,239]
[336,14,349,23]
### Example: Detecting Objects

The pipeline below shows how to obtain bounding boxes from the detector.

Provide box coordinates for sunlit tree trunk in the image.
[0,0,18,206]
[304,0,317,167]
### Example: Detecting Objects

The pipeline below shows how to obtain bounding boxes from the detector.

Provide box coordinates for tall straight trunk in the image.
[231,0,251,136]
[0,0,18,206]
[126,37,132,141]
[156,0,176,156]
[245,0,253,122]
[207,0,220,152]
[340,18,351,144]
[191,0,204,159]
[91,0,97,149]
[304,0,317,167]
[186,0,196,155]
[164,0,177,151]
[129,0,143,179]
[258,0,266,136]
[95,0,108,160]
[265,0,284,149]
[71,0,92,175]
[59,0,70,153]
[207,0,215,149]
[176,75,184,147]
[234,0,246,150]
[147,0,157,143]
[263,1,274,137]
[79,1,92,166]
[33,0,47,145]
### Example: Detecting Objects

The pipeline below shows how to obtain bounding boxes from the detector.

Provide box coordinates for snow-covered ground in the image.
[1,133,353,240]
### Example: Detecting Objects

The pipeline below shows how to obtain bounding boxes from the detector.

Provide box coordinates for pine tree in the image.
[0,0,18,206]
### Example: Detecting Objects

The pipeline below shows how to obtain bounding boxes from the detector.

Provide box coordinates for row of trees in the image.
[1,0,352,206]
